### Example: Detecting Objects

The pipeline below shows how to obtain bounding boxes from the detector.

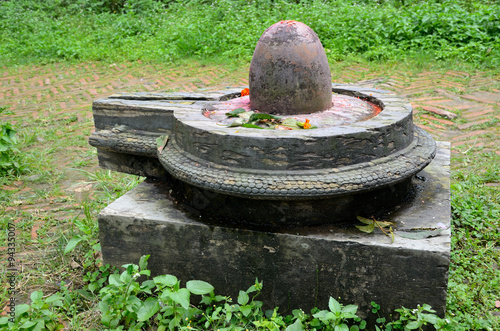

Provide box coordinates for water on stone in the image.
[204,94,382,128]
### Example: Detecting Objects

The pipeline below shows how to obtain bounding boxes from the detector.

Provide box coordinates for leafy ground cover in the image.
[0,0,499,67]
[0,0,499,330]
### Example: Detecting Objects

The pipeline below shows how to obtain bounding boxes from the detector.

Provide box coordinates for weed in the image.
[0,107,23,176]
[1,256,453,330]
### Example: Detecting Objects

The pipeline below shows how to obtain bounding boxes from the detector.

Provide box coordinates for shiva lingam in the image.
[89,21,436,230]
[89,21,449,321]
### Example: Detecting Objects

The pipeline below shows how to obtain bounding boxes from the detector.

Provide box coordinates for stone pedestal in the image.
[98,142,450,321]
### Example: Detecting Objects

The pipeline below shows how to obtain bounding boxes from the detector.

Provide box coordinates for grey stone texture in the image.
[90,87,436,201]
[98,142,451,323]
[249,21,332,115]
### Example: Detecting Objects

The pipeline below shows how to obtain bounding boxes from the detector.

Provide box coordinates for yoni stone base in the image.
[98,142,451,322]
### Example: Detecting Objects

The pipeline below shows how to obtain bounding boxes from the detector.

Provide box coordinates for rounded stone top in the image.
[249,21,332,115]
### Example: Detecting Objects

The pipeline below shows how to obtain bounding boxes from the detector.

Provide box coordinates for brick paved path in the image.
[1,62,499,171]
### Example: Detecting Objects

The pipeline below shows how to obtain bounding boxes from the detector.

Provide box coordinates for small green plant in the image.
[309,297,364,330]
[98,255,156,330]
[385,304,451,330]
[83,263,116,294]
[1,255,455,330]
[96,256,377,330]
[0,107,22,175]
[64,199,101,269]
[0,291,65,331]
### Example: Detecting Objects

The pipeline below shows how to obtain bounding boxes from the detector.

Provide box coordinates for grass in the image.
[0,0,499,329]
[0,0,499,68]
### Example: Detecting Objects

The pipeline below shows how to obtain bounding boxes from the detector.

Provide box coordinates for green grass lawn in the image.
[0,0,499,330]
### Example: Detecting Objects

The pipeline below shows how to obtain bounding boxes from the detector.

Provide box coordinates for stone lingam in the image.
[90,21,451,322]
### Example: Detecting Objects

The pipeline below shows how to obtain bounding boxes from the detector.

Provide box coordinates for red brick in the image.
[446,71,469,78]
[462,92,500,104]
[420,114,455,126]
[421,106,457,119]
[199,76,212,85]
[451,130,488,141]
[463,109,494,119]
[458,119,490,130]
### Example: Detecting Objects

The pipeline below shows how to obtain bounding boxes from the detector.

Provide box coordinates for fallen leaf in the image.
[355,223,375,233]
[70,260,81,269]
[397,229,444,240]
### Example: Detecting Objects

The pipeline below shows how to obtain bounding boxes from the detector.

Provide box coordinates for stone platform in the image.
[98,142,450,321]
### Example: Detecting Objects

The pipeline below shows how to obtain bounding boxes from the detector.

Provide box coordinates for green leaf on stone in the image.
[229,118,244,127]
[242,123,264,129]
[226,108,246,117]
[156,135,169,154]
[356,216,373,225]
[281,118,302,130]
[248,113,282,122]
[397,229,444,240]
[377,221,394,228]
[355,223,375,233]
[239,111,254,121]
